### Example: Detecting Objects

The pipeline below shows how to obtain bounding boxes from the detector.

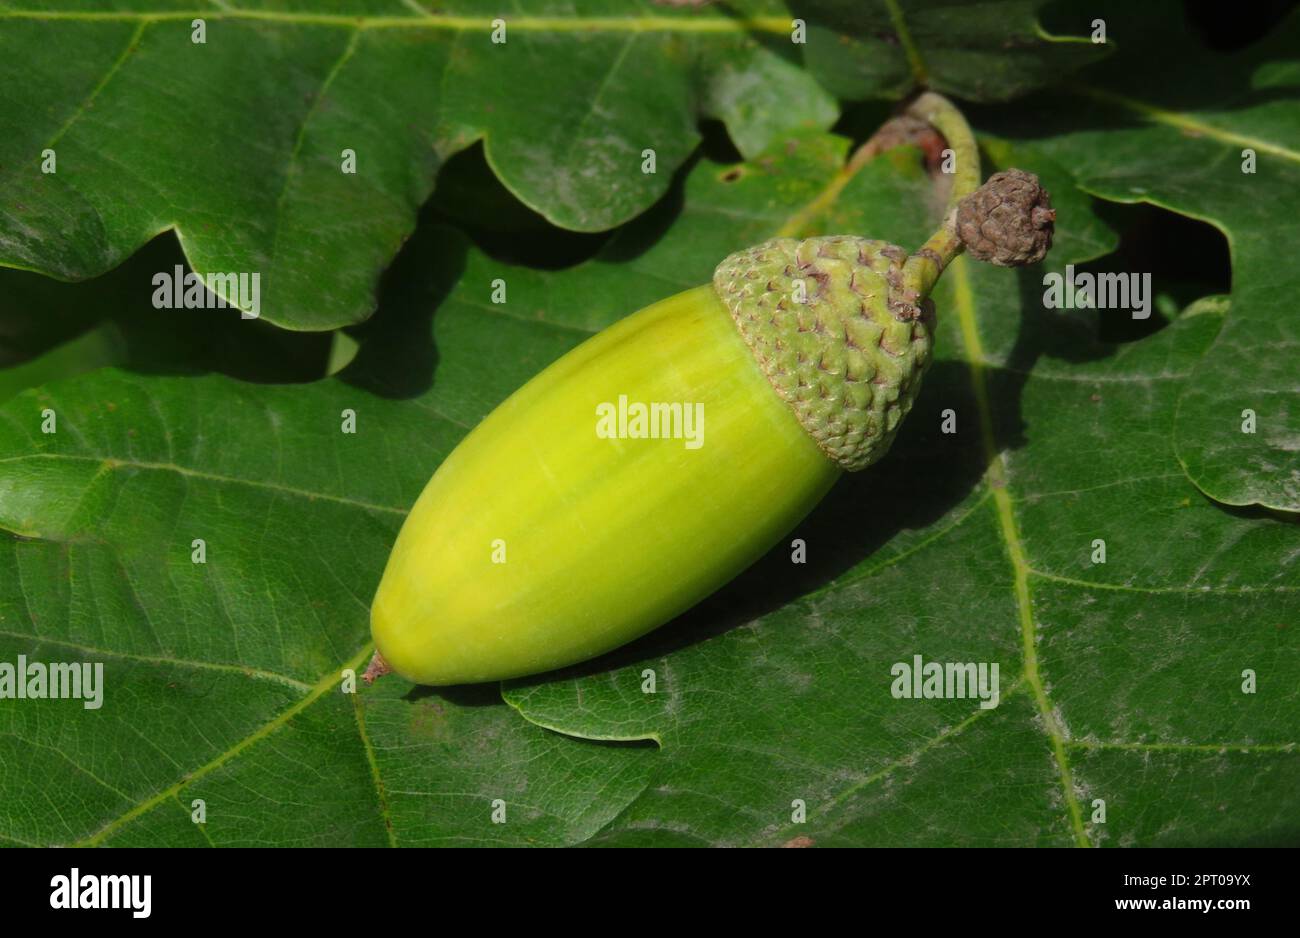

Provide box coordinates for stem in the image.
[899,92,981,298]
[905,92,981,203]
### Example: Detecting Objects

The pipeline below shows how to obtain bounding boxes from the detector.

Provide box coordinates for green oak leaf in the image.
[0,0,838,329]
[976,3,1300,511]
[0,0,1111,332]
[792,0,1108,103]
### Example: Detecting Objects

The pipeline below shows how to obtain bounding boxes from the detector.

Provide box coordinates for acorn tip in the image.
[363,652,393,684]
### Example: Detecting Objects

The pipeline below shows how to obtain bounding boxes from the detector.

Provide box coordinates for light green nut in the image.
[369,283,841,686]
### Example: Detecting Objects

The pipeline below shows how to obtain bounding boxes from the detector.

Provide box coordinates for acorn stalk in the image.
[369,93,1054,686]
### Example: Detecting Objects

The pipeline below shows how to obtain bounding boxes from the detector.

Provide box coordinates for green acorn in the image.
[367,95,1054,686]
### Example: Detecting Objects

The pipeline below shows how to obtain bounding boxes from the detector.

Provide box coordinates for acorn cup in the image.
[367,94,1055,687]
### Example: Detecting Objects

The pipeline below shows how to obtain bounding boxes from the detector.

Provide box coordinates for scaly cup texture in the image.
[713,236,934,471]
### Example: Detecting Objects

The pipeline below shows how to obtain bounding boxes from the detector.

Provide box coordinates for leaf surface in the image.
[0,0,842,327]
[975,5,1300,510]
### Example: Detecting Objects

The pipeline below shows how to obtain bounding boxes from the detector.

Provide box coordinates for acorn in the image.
[367,96,1054,687]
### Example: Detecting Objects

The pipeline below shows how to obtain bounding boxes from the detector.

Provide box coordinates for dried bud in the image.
[956,169,1055,267]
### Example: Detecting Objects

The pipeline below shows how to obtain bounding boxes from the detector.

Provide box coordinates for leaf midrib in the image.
[0,626,313,691]
[948,256,1090,847]
[0,452,408,516]
[1070,84,1300,165]
[74,643,374,846]
[0,9,793,34]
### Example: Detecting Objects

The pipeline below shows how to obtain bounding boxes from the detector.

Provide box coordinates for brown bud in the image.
[956,169,1055,267]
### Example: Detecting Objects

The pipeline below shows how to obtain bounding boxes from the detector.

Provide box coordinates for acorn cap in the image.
[712,236,934,472]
